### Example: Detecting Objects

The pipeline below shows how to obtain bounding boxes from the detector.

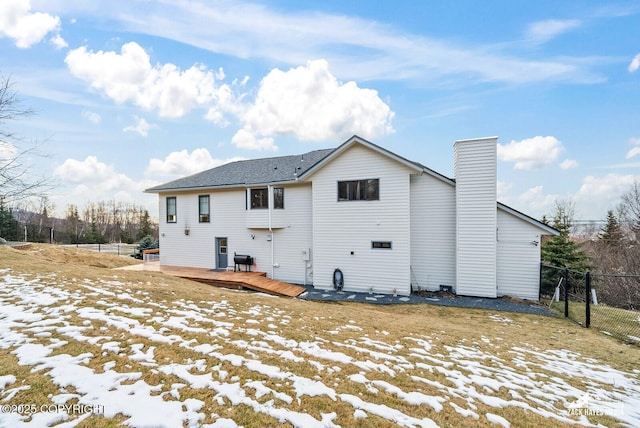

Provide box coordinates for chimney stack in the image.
[454,137,498,298]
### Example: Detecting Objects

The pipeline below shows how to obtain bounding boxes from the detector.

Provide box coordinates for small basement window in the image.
[372,241,392,249]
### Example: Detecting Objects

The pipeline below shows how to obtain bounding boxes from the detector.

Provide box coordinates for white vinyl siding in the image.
[454,138,497,298]
[410,174,456,291]
[312,144,413,295]
[497,209,543,300]
[271,185,313,284]
[158,185,312,280]
[159,190,269,271]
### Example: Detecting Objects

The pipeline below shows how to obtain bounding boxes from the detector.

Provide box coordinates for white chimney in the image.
[454,137,498,298]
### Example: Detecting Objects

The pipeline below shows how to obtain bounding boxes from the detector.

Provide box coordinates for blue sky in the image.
[1,0,639,221]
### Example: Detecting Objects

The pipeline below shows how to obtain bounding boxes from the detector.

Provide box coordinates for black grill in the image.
[234,254,254,272]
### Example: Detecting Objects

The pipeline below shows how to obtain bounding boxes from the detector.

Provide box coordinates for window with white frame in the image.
[166,197,177,223]
[199,195,210,223]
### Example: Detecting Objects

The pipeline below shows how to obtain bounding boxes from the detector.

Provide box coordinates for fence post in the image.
[563,268,569,318]
[539,264,543,301]
[585,271,591,328]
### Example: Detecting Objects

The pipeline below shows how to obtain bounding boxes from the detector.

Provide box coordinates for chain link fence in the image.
[541,264,640,346]
[590,273,640,343]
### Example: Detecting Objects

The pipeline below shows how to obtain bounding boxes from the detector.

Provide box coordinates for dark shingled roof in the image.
[146,148,334,192]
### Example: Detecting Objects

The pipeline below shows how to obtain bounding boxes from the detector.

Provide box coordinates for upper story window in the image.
[274,187,284,209]
[251,188,268,209]
[199,195,210,223]
[249,187,285,209]
[166,197,177,223]
[338,179,379,201]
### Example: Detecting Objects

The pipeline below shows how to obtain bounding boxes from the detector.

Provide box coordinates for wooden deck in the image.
[119,262,306,297]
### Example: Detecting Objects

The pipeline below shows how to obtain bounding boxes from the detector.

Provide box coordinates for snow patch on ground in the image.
[1,272,639,427]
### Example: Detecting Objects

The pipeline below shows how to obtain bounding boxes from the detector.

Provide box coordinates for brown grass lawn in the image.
[1,244,639,428]
[550,299,640,347]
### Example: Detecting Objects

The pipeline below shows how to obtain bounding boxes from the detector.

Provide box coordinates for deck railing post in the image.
[563,268,569,318]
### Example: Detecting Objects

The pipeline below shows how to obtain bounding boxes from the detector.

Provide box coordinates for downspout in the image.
[268,184,274,279]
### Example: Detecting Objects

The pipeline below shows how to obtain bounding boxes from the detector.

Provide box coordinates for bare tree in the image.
[0,74,49,203]
[619,180,640,241]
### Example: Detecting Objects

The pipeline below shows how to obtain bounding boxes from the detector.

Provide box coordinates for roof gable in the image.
[298,135,424,180]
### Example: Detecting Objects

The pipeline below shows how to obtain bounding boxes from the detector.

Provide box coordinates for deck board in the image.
[158,266,306,297]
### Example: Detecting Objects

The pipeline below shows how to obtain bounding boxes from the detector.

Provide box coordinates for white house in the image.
[146,135,558,300]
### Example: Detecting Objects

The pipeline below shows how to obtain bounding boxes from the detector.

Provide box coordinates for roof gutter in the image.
[145,179,305,194]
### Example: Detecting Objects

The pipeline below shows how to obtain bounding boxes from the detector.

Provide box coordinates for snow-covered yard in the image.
[1,265,639,427]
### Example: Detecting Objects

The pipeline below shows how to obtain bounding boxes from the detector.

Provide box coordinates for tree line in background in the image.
[542,181,640,273]
[541,181,640,310]
[0,74,157,246]
[0,198,157,244]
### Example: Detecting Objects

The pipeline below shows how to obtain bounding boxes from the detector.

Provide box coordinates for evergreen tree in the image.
[137,209,153,240]
[87,221,106,244]
[541,201,590,271]
[0,202,19,240]
[599,210,622,246]
[64,204,81,244]
[137,235,159,251]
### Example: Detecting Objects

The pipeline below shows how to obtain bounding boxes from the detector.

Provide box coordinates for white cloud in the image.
[626,137,640,159]
[231,129,277,151]
[525,19,582,44]
[123,116,154,137]
[65,42,394,150]
[81,1,601,86]
[54,156,117,184]
[0,141,18,167]
[559,159,579,169]
[146,148,245,178]
[82,110,101,124]
[576,173,640,218]
[49,33,67,49]
[0,0,64,48]
[235,59,394,148]
[52,155,155,207]
[629,53,640,72]
[65,42,240,119]
[519,186,559,214]
[498,136,564,170]
[578,174,638,198]
[627,148,640,159]
[497,181,513,202]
